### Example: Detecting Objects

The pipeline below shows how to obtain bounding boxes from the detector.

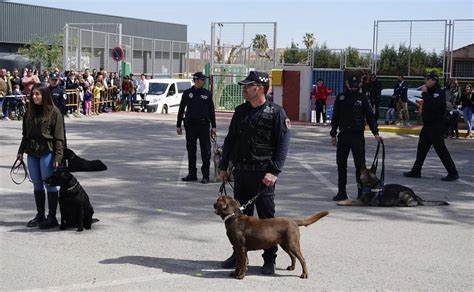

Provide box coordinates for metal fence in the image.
[373,20,448,78]
[210,22,277,71]
[64,23,208,77]
[449,19,474,80]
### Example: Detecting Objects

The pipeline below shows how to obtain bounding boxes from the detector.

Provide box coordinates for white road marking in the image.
[296,160,338,194]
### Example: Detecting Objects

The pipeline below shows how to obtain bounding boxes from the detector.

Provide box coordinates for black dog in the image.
[45,170,96,231]
[63,148,107,172]
[337,167,449,207]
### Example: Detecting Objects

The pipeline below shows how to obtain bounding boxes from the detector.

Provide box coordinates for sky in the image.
[9,0,474,50]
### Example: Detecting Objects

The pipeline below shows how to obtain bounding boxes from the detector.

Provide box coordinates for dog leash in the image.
[10,158,31,185]
[239,185,269,211]
[371,141,385,204]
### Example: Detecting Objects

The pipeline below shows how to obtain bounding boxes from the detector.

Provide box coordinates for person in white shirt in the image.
[137,74,149,112]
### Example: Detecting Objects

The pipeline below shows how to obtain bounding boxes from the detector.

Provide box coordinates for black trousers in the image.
[412,125,458,175]
[337,132,366,194]
[233,169,277,261]
[184,121,211,178]
[315,100,326,123]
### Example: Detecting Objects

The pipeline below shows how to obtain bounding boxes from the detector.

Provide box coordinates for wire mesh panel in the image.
[188,43,211,74]
[92,31,107,71]
[212,64,248,112]
[450,19,474,80]
[211,22,277,71]
[276,48,313,67]
[374,20,447,77]
[344,48,372,70]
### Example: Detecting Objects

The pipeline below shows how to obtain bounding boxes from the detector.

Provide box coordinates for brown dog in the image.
[214,195,329,279]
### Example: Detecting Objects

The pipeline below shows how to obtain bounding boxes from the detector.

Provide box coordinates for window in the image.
[177,81,192,93]
[148,83,168,95]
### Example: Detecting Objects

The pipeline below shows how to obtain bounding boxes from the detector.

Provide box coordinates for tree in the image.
[283,41,306,64]
[302,33,315,50]
[18,33,64,70]
[313,43,341,68]
[251,34,271,59]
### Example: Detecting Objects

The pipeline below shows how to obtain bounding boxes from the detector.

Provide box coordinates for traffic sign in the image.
[111,47,124,62]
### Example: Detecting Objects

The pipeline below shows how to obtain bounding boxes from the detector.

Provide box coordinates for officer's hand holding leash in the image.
[16,153,23,161]
[218,170,228,183]
[176,127,183,135]
[331,136,337,146]
[211,128,217,138]
[374,135,383,143]
[262,173,277,186]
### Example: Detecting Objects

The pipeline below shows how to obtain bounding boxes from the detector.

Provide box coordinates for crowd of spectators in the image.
[1,67,150,120]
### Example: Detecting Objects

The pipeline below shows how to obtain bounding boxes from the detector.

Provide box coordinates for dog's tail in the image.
[412,193,449,206]
[417,199,450,206]
[294,211,329,227]
[336,199,366,206]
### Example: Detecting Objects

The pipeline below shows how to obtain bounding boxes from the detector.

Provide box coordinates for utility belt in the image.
[234,162,270,172]
[184,117,210,125]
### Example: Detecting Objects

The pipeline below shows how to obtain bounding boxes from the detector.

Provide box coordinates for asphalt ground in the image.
[1,112,473,291]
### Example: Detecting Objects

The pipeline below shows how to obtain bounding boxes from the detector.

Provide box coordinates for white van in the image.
[143,79,193,114]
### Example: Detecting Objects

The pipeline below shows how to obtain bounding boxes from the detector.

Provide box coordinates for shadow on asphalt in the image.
[99,256,297,279]
[2,117,473,229]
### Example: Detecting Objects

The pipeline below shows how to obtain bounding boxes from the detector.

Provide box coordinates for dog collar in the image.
[65,181,79,192]
[223,213,235,223]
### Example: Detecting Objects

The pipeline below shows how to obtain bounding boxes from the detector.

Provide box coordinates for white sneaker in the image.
[2,116,10,121]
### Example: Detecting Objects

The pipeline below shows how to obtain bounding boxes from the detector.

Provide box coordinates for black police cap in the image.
[425,72,439,81]
[192,72,206,80]
[49,73,59,79]
[238,71,269,86]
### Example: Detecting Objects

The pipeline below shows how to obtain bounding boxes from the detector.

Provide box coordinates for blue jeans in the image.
[27,152,58,192]
[463,107,472,133]
[386,108,396,122]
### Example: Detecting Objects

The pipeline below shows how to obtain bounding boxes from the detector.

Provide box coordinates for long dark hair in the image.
[27,84,55,119]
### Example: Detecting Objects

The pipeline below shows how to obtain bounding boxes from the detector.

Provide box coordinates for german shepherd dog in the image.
[337,166,449,207]
[211,135,233,183]
[45,170,97,231]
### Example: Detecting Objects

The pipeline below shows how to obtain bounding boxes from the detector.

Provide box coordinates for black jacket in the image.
[421,85,446,126]
[330,91,379,137]
[177,86,216,128]
[219,100,290,176]
[394,80,408,102]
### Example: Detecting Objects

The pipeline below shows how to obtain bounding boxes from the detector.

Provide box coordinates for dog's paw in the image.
[299,273,308,279]
[236,273,245,280]
[286,265,295,271]
[229,271,236,278]
[85,226,91,230]
[59,224,67,230]
[76,228,84,232]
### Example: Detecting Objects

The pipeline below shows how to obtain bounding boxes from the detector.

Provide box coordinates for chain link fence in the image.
[449,19,474,80]
[373,20,448,78]
[64,24,209,77]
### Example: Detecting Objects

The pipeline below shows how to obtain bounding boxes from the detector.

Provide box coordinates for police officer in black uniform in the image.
[404,72,459,181]
[48,73,66,115]
[331,75,383,201]
[177,72,216,184]
[218,71,291,275]
[48,73,67,148]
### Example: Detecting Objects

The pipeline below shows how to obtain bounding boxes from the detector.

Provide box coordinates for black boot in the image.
[403,171,421,178]
[181,174,198,181]
[261,254,276,275]
[40,191,59,229]
[27,190,46,227]
[332,191,348,201]
[221,251,236,268]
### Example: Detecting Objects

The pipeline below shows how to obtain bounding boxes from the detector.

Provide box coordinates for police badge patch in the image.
[189,93,193,98]
[285,118,291,129]
[339,94,345,101]
[201,95,208,99]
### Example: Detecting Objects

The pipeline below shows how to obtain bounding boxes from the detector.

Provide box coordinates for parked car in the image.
[381,87,422,104]
[379,93,419,121]
[139,79,193,114]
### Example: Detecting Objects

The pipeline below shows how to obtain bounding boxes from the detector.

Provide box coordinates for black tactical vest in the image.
[338,92,366,132]
[233,101,277,165]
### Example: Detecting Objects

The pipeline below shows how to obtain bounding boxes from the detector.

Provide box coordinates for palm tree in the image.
[252,34,271,59]
[302,33,315,50]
